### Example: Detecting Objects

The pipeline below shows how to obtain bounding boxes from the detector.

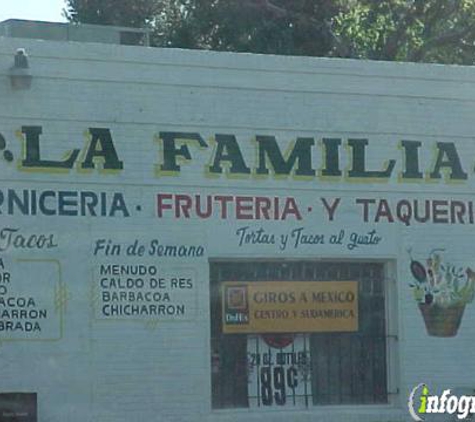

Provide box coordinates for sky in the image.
[0,0,67,23]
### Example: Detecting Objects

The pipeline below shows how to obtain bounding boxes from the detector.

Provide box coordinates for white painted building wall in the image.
[0,35,474,422]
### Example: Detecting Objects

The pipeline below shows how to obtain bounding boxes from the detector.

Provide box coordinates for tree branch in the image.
[409,25,475,61]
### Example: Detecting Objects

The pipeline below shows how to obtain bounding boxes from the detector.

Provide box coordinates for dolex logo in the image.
[224,285,249,325]
[408,383,475,420]
[227,286,248,310]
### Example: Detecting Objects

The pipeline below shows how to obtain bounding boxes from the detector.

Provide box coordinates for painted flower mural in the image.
[409,249,475,337]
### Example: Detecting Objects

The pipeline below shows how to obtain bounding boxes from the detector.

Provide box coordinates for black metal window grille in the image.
[210,261,391,409]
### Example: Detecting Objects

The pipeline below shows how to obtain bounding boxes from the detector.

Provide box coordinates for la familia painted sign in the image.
[0,126,471,182]
[1,126,475,225]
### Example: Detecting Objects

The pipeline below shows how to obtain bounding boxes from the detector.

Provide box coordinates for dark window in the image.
[210,261,390,409]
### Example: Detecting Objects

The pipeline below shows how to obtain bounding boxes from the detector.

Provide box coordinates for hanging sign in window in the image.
[247,334,310,408]
[222,281,358,334]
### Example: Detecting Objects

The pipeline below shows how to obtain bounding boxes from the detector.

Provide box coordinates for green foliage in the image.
[65,0,161,27]
[64,0,475,64]
[333,0,475,63]
[153,0,339,56]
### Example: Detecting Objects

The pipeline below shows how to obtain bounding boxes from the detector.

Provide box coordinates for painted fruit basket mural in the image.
[409,249,475,337]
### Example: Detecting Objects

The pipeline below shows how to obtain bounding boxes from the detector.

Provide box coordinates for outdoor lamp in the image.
[9,48,32,90]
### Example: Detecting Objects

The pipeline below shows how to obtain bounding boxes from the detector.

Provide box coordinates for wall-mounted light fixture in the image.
[9,48,32,90]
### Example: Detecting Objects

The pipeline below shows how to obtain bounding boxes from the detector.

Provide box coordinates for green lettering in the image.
[81,128,123,170]
[256,136,315,176]
[401,140,423,179]
[159,132,207,173]
[348,138,396,179]
[21,126,79,169]
[209,134,250,174]
[321,138,342,177]
[430,142,467,180]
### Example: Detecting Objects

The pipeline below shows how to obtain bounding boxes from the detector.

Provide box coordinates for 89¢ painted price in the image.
[260,366,298,406]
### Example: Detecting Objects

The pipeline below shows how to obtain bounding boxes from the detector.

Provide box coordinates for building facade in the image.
[0,25,475,422]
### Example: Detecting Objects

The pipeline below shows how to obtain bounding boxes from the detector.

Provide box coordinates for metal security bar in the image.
[210,261,389,409]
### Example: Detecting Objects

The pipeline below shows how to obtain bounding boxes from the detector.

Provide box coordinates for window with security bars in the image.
[210,261,393,409]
